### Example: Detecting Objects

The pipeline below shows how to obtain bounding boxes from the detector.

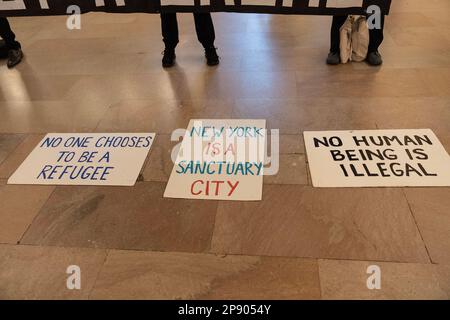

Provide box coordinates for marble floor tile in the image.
[102,35,163,55]
[437,132,450,154]
[264,154,308,185]
[296,69,433,98]
[277,134,305,154]
[65,70,206,106]
[319,259,450,300]
[0,244,106,299]
[21,182,218,253]
[90,250,320,300]
[15,51,146,76]
[389,26,450,51]
[352,46,450,69]
[8,15,66,32]
[385,12,435,29]
[244,14,328,37]
[240,47,330,72]
[175,70,298,100]
[0,100,109,133]
[78,12,140,25]
[0,183,54,244]
[362,97,450,133]
[142,134,177,183]
[20,38,117,59]
[0,74,80,102]
[64,73,189,106]
[211,185,429,263]
[0,134,44,179]
[306,164,312,186]
[417,68,450,97]
[232,98,378,134]
[96,99,233,134]
[420,9,450,27]
[0,134,25,165]
[214,32,298,53]
[390,0,450,14]
[404,188,450,264]
[31,17,154,40]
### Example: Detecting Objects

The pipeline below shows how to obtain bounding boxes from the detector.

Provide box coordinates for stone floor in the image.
[0,0,450,299]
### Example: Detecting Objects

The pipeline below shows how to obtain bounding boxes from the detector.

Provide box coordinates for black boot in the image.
[326,51,340,65]
[7,48,23,68]
[162,47,176,68]
[204,46,219,66]
[366,51,383,66]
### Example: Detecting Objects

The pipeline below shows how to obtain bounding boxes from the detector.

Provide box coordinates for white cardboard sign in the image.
[8,133,155,186]
[304,129,450,187]
[164,119,266,201]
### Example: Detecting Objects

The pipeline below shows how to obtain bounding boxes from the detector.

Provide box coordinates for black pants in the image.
[0,18,21,50]
[330,15,384,53]
[161,13,215,49]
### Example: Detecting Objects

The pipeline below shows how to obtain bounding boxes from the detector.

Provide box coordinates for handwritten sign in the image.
[164,119,266,201]
[8,133,155,186]
[304,129,450,187]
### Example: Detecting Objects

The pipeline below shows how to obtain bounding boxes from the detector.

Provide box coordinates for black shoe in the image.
[366,51,383,66]
[326,51,340,65]
[7,48,23,68]
[205,46,219,66]
[162,48,176,68]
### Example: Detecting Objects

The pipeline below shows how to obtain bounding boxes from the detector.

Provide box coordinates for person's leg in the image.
[0,17,21,50]
[193,13,215,47]
[193,13,219,66]
[366,15,385,66]
[160,13,178,67]
[0,39,7,59]
[160,13,179,49]
[327,15,347,65]
[330,15,347,53]
[368,15,385,53]
[0,17,23,68]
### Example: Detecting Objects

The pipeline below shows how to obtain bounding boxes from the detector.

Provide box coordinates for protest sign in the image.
[164,119,266,201]
[8,133,155,186]
[304,129,450,187]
